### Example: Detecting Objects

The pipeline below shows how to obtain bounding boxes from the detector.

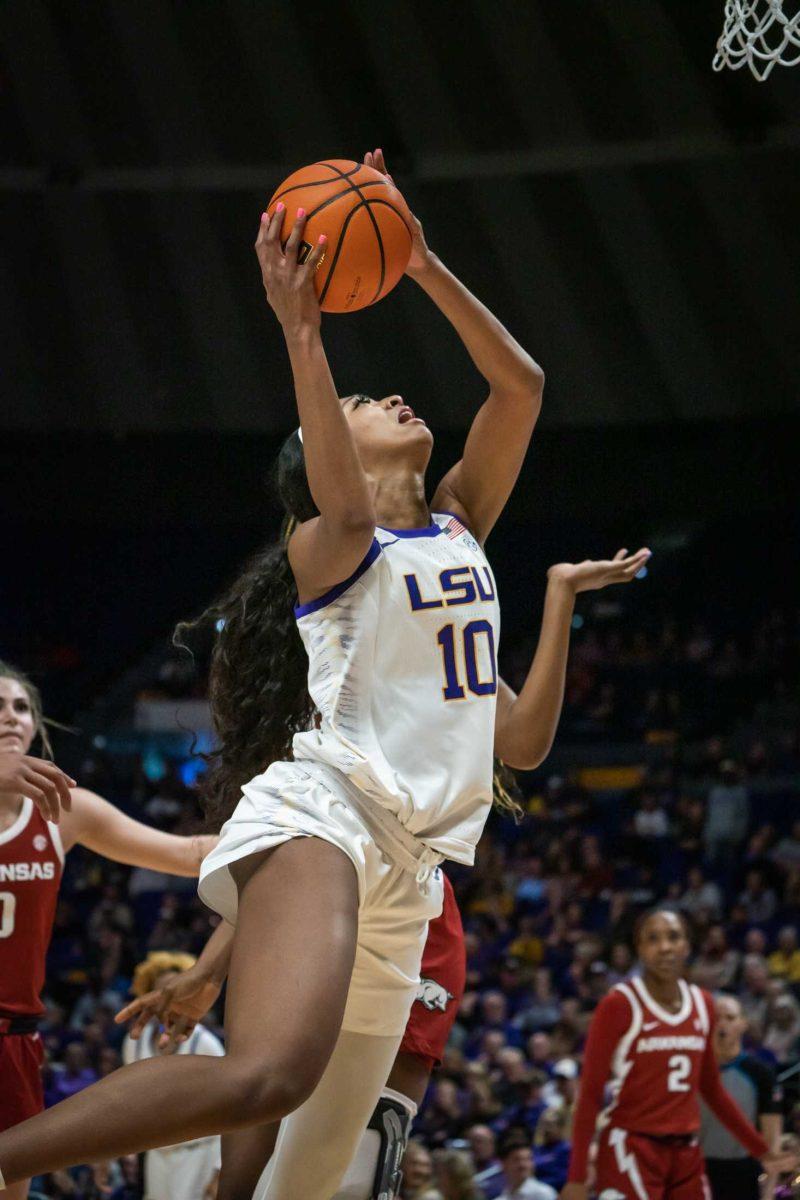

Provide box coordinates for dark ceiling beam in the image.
[1,126,797,193]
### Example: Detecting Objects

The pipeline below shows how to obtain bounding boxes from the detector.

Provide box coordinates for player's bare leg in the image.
[253,1028,403,1200]
[385,1051,432,1108]
[218,1122,279,1200]
[214,1051,430,1200]
[1,1180,27,1200]
[0,838,357,1187]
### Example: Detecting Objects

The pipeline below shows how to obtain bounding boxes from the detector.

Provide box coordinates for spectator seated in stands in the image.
[691,925,741,991]
[768,926,800,983]
[400,1139,436,1199]
[431,1148,486,1200]
[680,865,723,923]
[467,1124,505,1199]
[496,1137,557,1199]
[532,1108,570,1192]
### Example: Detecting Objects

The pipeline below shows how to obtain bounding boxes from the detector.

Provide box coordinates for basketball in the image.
[266,159,413,314]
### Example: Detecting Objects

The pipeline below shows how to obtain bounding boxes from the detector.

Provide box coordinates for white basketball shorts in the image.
[198,760,444,1037]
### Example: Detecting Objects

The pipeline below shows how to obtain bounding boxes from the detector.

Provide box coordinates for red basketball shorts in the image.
[399,872,465,1070]
[595,1127,711,1200]
[0,1032,44,1132]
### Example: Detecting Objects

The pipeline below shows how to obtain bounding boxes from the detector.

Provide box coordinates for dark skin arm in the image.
[254,208,376,603]
[365,148,543,546]
[495,550,650,769]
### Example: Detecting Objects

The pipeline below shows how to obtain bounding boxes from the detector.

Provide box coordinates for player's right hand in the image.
[559,1185,588,1200]
[363,148,431,277]
[255,206,327,335]
[115,967,222,1053]
[0,752,76,823]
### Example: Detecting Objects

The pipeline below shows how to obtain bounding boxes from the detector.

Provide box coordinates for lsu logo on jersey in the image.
[404,565,496,611]
[0,862,57,882]
[416,977,454,1012]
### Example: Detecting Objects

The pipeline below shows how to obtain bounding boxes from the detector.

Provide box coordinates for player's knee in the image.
[224,1055,320,1124]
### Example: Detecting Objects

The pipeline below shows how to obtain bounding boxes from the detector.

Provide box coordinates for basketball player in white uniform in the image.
[118,541,650,1200]
[0,148,646,1200]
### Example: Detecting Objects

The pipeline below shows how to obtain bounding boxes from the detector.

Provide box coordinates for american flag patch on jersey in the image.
[444,515,467,539]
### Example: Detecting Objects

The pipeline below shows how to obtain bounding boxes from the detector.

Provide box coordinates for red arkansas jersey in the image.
[0,797,63,1017]
[568,977,767,1184]
[598,978,711,1133]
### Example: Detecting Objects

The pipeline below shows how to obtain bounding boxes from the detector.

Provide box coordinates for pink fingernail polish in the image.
[261,211,267,221]
[297,207,306,219]
[318,234,327,245]
[276,202,285,212]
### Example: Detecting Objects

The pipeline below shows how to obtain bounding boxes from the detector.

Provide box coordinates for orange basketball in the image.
[267,159,413,314]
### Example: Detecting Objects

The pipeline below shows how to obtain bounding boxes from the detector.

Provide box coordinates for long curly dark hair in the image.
[178,426,522,831]
[175,430,317,831]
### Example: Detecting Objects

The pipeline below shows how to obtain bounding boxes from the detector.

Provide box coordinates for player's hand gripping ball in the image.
[266,157,413,313]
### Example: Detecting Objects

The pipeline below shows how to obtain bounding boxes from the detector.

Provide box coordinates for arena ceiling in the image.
[1,0,799,432]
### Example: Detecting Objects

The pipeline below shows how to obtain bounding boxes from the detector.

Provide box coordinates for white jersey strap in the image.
[690,984,710,1035]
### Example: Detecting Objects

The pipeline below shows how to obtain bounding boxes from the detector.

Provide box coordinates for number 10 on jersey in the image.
[437,620,497,701]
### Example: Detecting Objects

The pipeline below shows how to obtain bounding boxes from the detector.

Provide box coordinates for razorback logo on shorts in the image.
[416,977,454,1012]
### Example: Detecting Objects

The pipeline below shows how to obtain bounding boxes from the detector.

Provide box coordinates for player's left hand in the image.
[547,548,651,595]
[364,148,430,275]
[114,966,222,1053]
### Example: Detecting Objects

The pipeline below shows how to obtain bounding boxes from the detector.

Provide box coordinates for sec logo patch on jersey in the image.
[33,835,48,852]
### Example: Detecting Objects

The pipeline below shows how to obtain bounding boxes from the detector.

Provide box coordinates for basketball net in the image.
[714,0,800,79]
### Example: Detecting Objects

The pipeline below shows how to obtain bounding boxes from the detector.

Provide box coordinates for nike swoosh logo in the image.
[643,1021,659,1031]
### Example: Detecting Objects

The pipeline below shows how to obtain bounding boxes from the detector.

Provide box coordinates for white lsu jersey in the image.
[291,512,500,864]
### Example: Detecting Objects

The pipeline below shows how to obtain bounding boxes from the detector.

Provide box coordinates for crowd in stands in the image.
[30,603,800,1198]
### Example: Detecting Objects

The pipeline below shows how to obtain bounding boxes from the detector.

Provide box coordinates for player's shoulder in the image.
[689,984,714,1025]
[57,787,109,846]
[594,983,637,1022]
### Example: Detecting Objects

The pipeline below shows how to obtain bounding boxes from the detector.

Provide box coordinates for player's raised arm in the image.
[495,550,650,770]
[255,208,377,602]
[365,149,543,544]
[60,788,216,876]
